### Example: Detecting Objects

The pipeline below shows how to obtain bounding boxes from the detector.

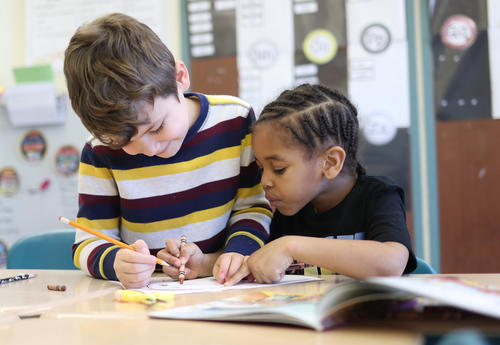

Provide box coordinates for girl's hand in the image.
[157,238,204,280]
[113,239,157,289]
[246,237,294,284]
[213,252,250,285]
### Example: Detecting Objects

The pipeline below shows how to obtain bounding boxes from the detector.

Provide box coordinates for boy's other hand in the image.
[158,238,204,280]
[213,252,251,285]
[114,239,157,289]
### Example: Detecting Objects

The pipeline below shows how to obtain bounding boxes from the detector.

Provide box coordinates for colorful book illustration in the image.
[149,276,500,331]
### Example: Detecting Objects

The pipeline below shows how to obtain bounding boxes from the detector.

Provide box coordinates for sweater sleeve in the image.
[223,109,272,255]
[71,140,121,280]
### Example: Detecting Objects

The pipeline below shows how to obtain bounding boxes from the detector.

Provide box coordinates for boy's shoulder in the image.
[203,94,251,110]
[355,175,405,202]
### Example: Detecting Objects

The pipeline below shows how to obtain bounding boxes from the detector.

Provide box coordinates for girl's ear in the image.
[175,61,191,92]
[321,146,346,180]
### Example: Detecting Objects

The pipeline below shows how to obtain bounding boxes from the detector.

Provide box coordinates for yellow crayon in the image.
[114,290,157,305]
[150,291,175,303]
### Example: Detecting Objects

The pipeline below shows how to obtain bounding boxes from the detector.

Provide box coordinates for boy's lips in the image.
[157,141,171,155]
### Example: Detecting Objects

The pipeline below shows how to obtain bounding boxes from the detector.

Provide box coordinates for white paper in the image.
[236,0,295,116]
[25,0,167,68]
[3,82,63,127]
[136,275,321,295]
[488,0,500,119]
[346,0,410,131]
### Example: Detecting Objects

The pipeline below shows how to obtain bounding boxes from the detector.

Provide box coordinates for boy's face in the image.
[122,91,191,158]
[252,124,324,216]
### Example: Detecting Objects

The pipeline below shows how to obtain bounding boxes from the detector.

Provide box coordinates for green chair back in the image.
[7,230,77,269]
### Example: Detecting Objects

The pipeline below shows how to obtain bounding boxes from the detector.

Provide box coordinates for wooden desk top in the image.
[2,270,499,345]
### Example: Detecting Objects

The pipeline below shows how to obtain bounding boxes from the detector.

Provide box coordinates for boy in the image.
[64,13,271,288]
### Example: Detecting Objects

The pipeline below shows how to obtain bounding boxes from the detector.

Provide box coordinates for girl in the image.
[223,84,417,285]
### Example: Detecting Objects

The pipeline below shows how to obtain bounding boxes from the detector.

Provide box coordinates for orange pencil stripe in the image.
[59,216,168,267]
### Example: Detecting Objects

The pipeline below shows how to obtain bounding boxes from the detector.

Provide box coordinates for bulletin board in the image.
[430,0,500,273]
[185,0,412,209]
[0,0,171,250]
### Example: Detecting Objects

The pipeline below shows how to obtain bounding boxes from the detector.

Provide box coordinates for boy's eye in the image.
[150,123,164,135]
[273,167,286,175]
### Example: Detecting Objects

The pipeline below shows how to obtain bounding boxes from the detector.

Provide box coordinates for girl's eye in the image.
[274,168,286,175]
[150,123,164,135]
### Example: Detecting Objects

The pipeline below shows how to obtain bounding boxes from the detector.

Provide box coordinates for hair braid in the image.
[255,83,365,177]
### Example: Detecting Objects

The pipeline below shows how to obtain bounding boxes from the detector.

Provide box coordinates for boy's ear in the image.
[175,61,191,92]
[321,146,346,180]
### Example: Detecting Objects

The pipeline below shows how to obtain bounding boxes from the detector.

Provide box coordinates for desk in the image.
[2,270,498,345]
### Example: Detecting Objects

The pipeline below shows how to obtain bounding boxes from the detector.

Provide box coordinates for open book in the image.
[149,275,500,331]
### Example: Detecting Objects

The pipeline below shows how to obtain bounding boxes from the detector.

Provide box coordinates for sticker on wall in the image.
[361,24,392,54]
[302,29,338,64]
[361,114,397,146]
[0,167,20,197]
[54,145,80,177]
[20,130,47,163]
[440,15,477,50]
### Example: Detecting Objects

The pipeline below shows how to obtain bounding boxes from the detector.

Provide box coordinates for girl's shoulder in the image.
[353,175,405,201]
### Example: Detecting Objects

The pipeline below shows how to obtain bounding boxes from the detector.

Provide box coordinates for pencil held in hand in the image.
[58,216,168,267]
[179,235,187,284]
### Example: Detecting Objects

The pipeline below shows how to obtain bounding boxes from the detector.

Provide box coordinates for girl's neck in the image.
[311,173,357,213]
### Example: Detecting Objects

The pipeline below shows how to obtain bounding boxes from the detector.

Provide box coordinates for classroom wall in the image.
[0,0,184,251]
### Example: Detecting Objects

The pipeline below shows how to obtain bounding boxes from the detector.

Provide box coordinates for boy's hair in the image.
[64,13,178,148]
[255,83,366,177]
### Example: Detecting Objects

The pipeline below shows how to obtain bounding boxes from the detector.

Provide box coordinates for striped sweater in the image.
[72,93,272,280]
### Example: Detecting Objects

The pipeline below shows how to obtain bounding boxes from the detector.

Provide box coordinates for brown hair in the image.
[64,13,178,148]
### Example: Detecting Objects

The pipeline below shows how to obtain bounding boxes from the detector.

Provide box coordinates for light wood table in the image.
[4,270,498,345]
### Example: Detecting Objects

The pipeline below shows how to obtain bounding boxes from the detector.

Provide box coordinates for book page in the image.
[136,275,321,295]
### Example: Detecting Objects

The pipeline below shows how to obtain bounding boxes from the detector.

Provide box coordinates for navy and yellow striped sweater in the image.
[72,93,272,280]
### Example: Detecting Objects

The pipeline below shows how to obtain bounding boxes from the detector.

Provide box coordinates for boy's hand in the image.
[113,239,157,289]
[157,238,204,280]
[213,252,251,285]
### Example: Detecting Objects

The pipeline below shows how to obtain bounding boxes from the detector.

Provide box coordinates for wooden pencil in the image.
[58,216,168,267]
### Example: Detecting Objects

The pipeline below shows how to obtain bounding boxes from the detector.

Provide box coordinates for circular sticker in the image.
[303,29,338,64]
[55,145,80,176]
[0,167,20,197]
[362,114,397,146]
[361,24,391,54]
[249,40,279,69]
[20,130,47,163]
[441,15,477,50]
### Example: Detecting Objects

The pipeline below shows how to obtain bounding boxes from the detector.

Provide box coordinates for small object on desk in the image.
[150,291,175,303]
[0,273,36,285]
[47,284,66,291]
[115,290,157,305]
[58,216,169,267]
[178,235,187,284]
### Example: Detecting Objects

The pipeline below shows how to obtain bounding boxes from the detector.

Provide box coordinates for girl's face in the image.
[252,123,325,216]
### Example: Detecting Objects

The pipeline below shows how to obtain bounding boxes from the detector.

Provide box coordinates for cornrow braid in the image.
[256,84,366,177]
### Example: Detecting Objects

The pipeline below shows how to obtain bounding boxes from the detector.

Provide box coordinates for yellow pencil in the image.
[58,216,168,267]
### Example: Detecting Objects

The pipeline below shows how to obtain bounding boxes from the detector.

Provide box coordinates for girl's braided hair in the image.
[255,84,365,177]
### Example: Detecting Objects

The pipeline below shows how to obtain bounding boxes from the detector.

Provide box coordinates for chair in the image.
[7,229,77,269]
[411,257,437,274]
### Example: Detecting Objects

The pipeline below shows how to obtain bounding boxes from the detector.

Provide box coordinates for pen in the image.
[0,273,36,285]
[178,235,187,284]
[58,216,168,267]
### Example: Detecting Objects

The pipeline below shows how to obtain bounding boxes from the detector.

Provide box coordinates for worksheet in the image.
[136,275,321,295]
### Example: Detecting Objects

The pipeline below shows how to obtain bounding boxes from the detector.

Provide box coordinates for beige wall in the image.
[0,0,183,88]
